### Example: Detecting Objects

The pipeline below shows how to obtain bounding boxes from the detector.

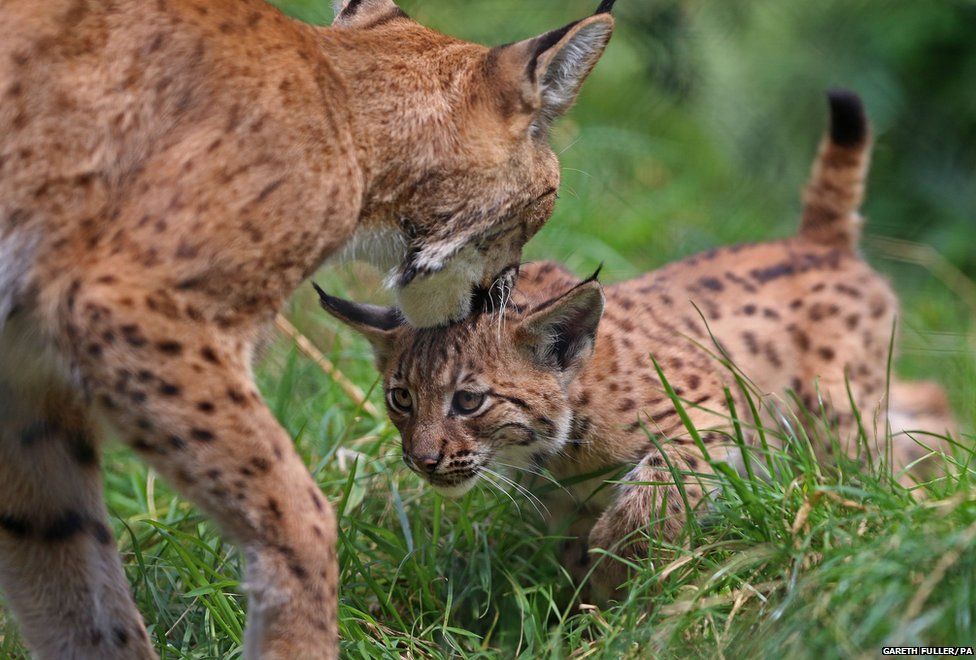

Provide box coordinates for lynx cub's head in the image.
[317,270,604,496]
[331,0,616,327]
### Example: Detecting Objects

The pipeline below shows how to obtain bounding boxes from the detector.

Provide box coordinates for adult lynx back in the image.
[0,0,615,657]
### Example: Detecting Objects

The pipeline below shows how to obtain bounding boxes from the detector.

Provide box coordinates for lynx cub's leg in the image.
[66,281,338,659]
[887,380,956,484]
[0,323,154,659]
[586,436,735,600]
[803,369,943,481]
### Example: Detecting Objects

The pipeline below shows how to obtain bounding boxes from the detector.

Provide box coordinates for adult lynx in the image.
[0,0,616,656]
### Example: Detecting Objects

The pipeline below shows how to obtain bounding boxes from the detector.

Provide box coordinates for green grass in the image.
[3,259,974,660]
[2,298,973,658]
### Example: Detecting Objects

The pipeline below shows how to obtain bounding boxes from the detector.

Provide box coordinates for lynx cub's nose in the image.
[416,455,440,473]
[406,452,441,474]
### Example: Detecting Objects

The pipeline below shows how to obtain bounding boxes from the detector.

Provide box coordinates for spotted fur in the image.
[0,0,615,656]
[321,91,957,599]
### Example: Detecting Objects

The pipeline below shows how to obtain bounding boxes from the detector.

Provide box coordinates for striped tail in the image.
[799,89,872,250]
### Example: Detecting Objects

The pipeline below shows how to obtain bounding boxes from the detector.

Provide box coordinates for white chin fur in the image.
[334,228,408,273]
[395,245,484,328]
[432,479,478,499]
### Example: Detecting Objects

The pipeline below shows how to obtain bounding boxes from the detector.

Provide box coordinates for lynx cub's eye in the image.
[452,391,486,415]
[387,388,413,413]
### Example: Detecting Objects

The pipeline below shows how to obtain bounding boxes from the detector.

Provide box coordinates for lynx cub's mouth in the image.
[402,446,484,498]
[428,475,480,499]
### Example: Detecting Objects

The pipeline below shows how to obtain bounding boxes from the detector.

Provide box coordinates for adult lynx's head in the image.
[316,270,604,496]
[329,0,616,327]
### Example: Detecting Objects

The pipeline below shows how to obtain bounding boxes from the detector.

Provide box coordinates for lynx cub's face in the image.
[331,0,616,326]
[316,278,603,495]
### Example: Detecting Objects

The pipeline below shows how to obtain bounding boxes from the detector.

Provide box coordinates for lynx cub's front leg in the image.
[585,429,735,599]
[68,280,338,659]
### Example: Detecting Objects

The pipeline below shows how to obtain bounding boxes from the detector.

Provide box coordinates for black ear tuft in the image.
[313,282,403,331]
[338,0,366,16]
[595,0,618,14]
[333,0,407,29]
[584,262,604,283]
[826,89,867,148]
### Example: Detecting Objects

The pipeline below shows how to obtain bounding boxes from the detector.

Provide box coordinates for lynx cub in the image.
[320,91,956,597]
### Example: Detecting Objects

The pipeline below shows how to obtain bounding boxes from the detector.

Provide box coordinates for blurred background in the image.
[273,0,976,422]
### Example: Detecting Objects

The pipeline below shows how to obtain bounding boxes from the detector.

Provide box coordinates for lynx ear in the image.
[314,283,403,368]
[332,0,407,29]
[489,3,615,132]
[516,279,604,377]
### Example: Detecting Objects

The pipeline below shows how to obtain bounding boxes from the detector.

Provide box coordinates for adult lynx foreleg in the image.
[67,279,339,659]
[0,323,154,660]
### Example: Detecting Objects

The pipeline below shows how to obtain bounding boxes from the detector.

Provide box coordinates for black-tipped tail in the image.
[799,89,873,250]
[827,88,867,147]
